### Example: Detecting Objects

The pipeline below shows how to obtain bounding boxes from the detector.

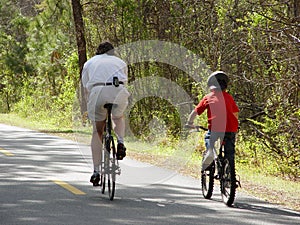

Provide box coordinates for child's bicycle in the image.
[186,125,241,206]
[100,103,121,201]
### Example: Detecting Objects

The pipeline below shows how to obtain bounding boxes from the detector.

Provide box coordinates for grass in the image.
[0,113,299,212]
[236,165,300,211]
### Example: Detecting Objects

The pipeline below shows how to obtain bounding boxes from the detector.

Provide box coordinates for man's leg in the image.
[112,115,126,159]
[112,115,125,143]
[90,120,105,185]
[91,120,106,171]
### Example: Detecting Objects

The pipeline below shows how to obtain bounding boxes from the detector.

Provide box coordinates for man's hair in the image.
[96,42,114,55]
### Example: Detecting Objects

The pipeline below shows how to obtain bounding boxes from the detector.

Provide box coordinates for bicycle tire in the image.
[201,162,215,199]
[101,174,105,194]
[101,141,109,195]
[107,138,116,201]
[220,158,236,206]
[107,144,116,201]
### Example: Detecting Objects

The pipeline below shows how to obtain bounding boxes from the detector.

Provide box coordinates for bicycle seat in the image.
[104,103,117,109]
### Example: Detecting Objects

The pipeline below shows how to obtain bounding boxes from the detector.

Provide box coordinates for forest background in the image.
[0,0,299,207]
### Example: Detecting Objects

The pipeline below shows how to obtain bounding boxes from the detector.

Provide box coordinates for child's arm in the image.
[187,110,198,126]
[233,112,238,120]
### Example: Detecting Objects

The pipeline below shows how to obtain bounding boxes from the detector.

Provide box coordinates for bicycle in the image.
[186,125,241,206]
[100,103,121,201]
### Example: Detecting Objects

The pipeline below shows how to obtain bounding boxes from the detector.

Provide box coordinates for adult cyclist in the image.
[82,42,130,186]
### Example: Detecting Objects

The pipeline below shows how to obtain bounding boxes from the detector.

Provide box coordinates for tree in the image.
[0,0,32,112]
[71,0,87,113]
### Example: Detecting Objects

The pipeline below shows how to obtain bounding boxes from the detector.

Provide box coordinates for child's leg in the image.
[224,132,236,162]
[202,131,216,171]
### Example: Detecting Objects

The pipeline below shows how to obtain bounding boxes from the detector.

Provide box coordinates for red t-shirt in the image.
[194,90,239,132]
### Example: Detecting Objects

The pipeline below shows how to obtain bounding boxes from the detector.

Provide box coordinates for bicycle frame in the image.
[100,103,120,201]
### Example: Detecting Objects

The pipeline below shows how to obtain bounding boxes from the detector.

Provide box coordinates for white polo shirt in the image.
[82,54,128,92]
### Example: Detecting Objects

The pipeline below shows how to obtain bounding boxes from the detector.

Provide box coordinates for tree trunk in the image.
[71,0,87,114]
[295,0,300,18]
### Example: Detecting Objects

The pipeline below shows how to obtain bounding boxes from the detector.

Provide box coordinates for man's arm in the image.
[81,63,89,103]
[84,88,89,103]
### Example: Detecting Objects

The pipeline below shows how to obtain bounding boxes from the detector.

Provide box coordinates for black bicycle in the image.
[187,125,241,206]
[100,103,121,201]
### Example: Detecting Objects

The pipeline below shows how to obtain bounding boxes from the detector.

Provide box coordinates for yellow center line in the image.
[0,148,14,156]
[52,180,86,195]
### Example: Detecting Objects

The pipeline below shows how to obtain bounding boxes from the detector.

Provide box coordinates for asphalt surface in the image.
[0,123,299,225]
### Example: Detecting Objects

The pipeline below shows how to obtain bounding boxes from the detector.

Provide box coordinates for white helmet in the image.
[207,71,229,90]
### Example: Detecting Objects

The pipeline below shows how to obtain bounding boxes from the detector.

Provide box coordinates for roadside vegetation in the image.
[0,0,299,211]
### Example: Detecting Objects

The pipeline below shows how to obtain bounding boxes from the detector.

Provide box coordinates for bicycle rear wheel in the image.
[220,158,236,206]
[100,140,109,195]
[100,148,107,195]
[101,174,105,194]
[107,138,116,201]
[201,162,215,199]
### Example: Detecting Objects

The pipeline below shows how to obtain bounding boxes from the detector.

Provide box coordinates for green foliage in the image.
[12,70,76,128]
[1,0,77,127]
[128,96,182,140]
[0,0,33,112]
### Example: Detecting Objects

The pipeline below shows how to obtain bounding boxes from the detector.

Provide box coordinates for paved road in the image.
[0,124,299,225]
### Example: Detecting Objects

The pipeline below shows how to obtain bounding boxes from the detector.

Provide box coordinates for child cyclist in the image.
[186,71,239,172]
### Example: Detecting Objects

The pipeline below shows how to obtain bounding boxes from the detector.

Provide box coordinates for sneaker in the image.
[116,143,126,160]
[90,171,100,186]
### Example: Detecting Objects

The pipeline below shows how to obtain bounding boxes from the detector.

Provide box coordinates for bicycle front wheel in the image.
[220,158,236,206]
[201,162,215,199]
